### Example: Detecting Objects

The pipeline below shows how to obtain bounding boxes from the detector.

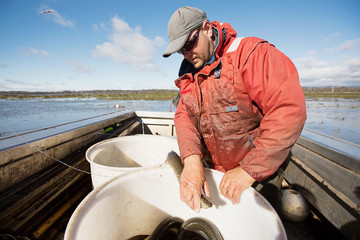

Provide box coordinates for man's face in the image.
[180,26,214,69]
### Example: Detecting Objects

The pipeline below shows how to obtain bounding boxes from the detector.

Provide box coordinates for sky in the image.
[0,0,359,91]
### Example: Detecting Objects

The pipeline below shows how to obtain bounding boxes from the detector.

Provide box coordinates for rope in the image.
[0,119,122,177]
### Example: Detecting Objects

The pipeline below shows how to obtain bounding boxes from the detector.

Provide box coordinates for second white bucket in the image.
[86,135,179,188]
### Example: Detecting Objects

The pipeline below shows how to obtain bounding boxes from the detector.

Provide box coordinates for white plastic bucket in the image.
[86,135,179,188]
[65,165,287,240]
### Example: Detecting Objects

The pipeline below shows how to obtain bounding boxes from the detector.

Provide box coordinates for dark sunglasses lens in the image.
[183,42,194,51]
[178,30,199,54]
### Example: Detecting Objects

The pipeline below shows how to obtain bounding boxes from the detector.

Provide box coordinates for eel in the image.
[147,217,183,240]
[176,217,224,240]
[127,235,149,240]
[166,151,212,209]
[127,217,183,240]
[128,217,223,240]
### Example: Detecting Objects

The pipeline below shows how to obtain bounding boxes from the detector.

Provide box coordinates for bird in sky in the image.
[40,10,56,15]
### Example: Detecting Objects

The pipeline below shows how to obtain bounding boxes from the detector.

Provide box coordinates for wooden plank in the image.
[13,170,87,232]
[32,186,89,238]
[0,160,89,230]
[291,144,360,206]
[119,121,141,136]
[0,153,87,211]
[20,176,92,236]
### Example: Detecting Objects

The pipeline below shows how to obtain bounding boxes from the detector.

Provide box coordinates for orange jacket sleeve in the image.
[174,96,203,161]
[239,42,307,182]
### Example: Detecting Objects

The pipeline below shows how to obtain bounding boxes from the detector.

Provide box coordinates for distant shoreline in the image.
[0,89,179,100]
[0,87,359,100]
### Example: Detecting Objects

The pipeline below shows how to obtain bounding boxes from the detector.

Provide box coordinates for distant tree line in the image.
[0,89,179,100]
[0,89,178,96]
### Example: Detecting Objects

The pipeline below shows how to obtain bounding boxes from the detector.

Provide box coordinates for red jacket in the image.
[174,21,306,182]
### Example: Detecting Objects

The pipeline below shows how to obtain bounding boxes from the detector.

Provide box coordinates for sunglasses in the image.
[178,29,200,54]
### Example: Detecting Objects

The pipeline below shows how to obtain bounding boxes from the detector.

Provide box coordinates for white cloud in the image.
[67,60,94,73]
[20,47,50,57]
[92,16,165,71]
[305,50,317,55]
[153,36,166,47]
[51,12,75,28]
[93,22,107,32]
[293,56,360,86]
[323,33,340,42]
[322,48,335,54]
[339,38,360,51]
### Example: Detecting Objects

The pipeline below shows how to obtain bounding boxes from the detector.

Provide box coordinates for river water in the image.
[0,98,359,145]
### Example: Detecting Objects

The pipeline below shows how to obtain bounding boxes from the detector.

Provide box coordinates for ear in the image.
[202,21,213,38]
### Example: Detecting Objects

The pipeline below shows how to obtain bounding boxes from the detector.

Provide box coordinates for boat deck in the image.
[1,111,357,240]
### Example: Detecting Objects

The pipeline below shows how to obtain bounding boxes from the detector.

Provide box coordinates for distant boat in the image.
[40,10,56,15]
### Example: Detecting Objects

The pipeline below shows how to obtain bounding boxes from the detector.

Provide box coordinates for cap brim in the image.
[162,32,190,58]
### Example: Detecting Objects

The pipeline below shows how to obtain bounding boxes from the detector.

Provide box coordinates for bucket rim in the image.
[85,135,179,167]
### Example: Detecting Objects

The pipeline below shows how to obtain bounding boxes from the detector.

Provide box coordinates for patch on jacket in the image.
[214,61,222,78]
[225,105,238,112]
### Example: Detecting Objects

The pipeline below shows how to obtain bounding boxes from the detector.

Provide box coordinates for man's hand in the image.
[219,167,255,204]
[180,155,210,212]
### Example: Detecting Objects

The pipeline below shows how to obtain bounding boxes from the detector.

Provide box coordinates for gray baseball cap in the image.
[163,6,207,58]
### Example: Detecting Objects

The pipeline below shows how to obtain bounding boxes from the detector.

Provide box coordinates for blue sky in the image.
[0,0,359,91]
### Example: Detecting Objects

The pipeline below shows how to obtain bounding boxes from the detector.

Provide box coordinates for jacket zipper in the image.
[195,61,222,134]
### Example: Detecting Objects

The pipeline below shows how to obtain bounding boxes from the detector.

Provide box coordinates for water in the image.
[0,98,173,138]
[0,98,359,144]
[304,98,359,144]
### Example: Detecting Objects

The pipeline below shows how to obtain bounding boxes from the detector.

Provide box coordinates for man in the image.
[163,6,306,213]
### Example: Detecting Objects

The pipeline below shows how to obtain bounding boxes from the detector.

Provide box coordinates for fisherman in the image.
[163,6,306,212]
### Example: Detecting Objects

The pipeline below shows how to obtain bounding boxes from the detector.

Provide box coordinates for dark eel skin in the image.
[128,217,223,240]
[148,217,183,240]
[127,217,182,240]
[176,217,224,240]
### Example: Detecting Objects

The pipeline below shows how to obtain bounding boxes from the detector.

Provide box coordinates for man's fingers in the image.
[192,189,201,213]
[220,176,241,204]
[180,182,201,212]
[229,188,240,204]
[222,187,240,204]
[219,167,256,204]
[219,175,229,195]
[179,155,208,212]
[219,179,229,196]
[203,180,211,200]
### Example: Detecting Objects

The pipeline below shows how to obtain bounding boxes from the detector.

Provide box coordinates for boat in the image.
[0,110,359,239]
